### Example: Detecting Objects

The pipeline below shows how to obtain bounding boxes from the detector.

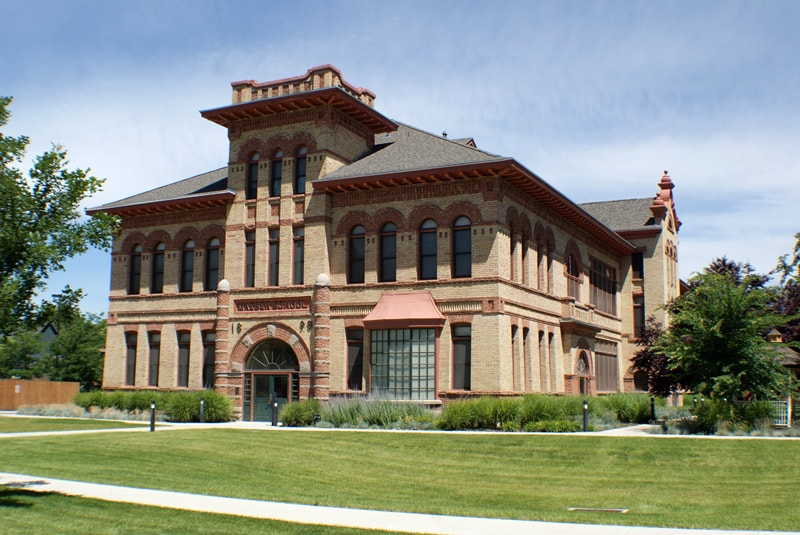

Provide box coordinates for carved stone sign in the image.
[234,297,311,314]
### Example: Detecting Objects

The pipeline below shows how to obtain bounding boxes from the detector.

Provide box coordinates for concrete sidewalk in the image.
[0,472,790,535]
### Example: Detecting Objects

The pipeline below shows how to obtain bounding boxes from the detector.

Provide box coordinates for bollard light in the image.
[200,397,205,424]
[582,399,588,432]
[149,400,156,432]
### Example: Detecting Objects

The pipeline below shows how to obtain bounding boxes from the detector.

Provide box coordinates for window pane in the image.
[349,227,365,284]
[245,231,255,288]
[125,332,137,386]
[370,328,435,400]
[419,224,437,280]
[269,229,280,286]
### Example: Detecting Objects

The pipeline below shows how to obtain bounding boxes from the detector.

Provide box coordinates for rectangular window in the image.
[202,331,215,389]
[346,329,364,391]
[595,340,619,392]
[151,249,164,294]
[419,228,437,280]
[148,332,160,387]
[590,258,617,315]
[180,248,194,292]
[246,162,259,200]
[293,227,304,285]
[452,325,471,390]
[294,155,306,194]
[370,328,436,400]
[633,294,645,338]
[268,228,280,286]
[177,331,191,388]
[244,231,255,288]
[125,332,137,386]
[632,252,644,280]
[270,160,282,197]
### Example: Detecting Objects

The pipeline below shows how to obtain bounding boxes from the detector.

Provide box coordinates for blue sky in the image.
[4,0,800,315]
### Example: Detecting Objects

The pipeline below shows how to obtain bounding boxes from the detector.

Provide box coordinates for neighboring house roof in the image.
[318,123,505,182]
[87,167,232,215]
[579,198,657,233]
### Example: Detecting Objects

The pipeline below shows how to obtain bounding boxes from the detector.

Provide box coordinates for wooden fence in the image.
[0,379,80,410]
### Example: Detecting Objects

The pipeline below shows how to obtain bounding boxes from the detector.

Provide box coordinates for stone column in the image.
[213,280,241,417]
[311,273,331,400]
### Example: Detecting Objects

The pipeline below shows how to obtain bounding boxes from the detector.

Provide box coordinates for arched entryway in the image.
[576,351,591,395]
[243,339,299,421]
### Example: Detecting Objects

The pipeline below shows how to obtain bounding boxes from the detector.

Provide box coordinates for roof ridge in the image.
[390,121,502,159]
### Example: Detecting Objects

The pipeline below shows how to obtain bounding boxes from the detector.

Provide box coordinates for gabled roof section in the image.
[579,198,657,233]
[314,124,634,254]
[86,167,233,216]
[318,123,504,182]
[362,291,445,329]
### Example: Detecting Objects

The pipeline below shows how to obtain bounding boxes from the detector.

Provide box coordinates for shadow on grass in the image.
[1,485,62,508]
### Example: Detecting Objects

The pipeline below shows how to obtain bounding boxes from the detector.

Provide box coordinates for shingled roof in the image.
[318,123,505,182]
[87,167,231,214]
[579,198,657,233]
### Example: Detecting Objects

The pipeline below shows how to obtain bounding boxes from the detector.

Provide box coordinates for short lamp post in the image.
[200,397,205,424]
[149,400,156,432]
[582,399,588,432]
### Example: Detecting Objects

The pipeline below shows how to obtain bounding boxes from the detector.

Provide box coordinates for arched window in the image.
[379,222,396,282]
[128,244,142,295]
[270,150,283,197]
[151,242,165,294]
[348,225,365,284]
[419,219,437,280]
[180,240,195,293]
[452,216,472,278]
[205,237,220,291]
[294,146,307,195]
[566,253,581,299]
[246,153,259,200]
[577,351,590,395]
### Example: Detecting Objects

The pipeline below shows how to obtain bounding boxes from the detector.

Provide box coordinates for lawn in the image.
[0,428,798,531]
[0,486,409,535]
[0,416,147,433]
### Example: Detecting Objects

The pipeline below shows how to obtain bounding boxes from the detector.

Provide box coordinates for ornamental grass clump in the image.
[596,393,652,423]
[279,398,322,426]
[72,390,232,422]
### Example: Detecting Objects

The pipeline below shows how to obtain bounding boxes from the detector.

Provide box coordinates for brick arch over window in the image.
[371,207,406,233]
[564,240,584,275]
[335,210,372,237]
[172,228,201,251]
[236,138,268,163]
[229,323,312,374]
[505,206,521,230]
[121,232,147,253]
[288,132,317,155]
[199,224,225,246]
[407,204,445,230]
[444,201,482,226]
[143,230,172,251]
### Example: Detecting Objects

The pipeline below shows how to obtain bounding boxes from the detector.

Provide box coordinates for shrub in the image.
[437,397,495,430]
[522,419,582,432]
[597,393,652,424]
[71,389,232,423]
[518,395,581,427]
[280,399,322,426]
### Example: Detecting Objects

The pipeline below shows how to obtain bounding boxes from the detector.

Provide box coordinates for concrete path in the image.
[0,472,791,535]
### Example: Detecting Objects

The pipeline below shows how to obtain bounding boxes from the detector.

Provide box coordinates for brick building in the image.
[88,65,680,420]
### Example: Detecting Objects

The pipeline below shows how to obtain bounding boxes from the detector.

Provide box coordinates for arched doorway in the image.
[576,351,590,395]
[243,339,299,421]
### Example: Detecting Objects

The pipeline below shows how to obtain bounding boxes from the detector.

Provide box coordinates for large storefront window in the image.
[370,328,435,400]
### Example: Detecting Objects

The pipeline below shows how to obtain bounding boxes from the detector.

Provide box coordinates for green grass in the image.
[0,416,147,433]
[0,487,409,535]
[0,429,798,531]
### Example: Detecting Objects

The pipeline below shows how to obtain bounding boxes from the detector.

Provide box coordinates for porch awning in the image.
[362,291,446,329]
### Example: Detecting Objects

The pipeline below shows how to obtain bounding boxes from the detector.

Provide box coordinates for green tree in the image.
[0,96,117,336]
[655,272,787,400]
[775,232,800,284]
[0,330,43,379]
[39,313,106,391]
